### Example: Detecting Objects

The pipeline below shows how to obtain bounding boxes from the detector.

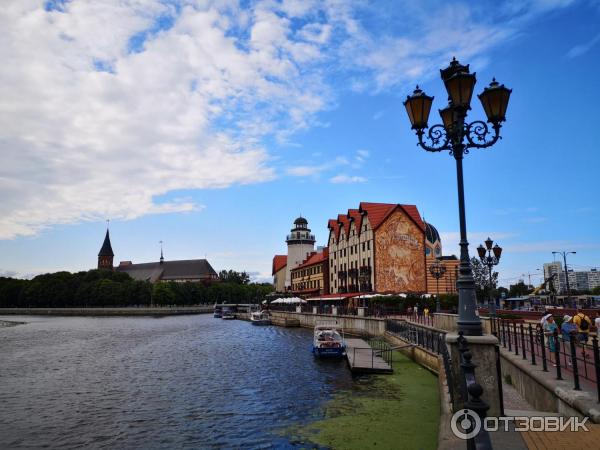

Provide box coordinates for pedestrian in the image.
[561,315,577,366]
[540,312,551,328]
[543,315,558,366]
[595,311,600,334]
[573,309,592,345]
[424,307,429,317]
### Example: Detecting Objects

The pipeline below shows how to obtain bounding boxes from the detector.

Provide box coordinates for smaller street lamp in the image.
[429,259,447,313]
[477,238,502,316]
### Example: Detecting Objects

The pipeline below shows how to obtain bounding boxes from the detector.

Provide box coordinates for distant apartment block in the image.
[543,261,599,293]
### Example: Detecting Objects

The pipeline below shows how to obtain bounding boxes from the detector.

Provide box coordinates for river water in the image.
[0,315,356,449]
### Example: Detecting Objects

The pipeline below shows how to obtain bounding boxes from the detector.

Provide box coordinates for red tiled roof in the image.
[272,255,287,275]
[347,208,362,235]
[337,214,350,237]
[295,247,329,269]
[327,202,425,244]
[400,204,425,231]
[327,219,339,242]
[359,202,425,231]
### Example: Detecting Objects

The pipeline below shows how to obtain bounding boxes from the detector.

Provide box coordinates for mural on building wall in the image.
[375,209,426,292]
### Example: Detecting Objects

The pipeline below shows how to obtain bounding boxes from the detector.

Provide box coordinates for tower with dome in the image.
[284,217,316,289]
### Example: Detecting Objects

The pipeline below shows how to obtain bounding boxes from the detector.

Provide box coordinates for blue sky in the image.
[1,0,599,286]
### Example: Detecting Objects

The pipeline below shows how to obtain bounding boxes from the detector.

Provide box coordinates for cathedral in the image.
[97,229,218,284]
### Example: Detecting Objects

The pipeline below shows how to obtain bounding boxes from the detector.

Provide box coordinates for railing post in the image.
[507,321,512,352]
[501,319,507,347]
[528,323,536,365]
[520,323,527,360]
[592,336,600,403]
[513,322,519,356]
[539,326,548,372]
[569,335,581,391]
[554,329,563,380]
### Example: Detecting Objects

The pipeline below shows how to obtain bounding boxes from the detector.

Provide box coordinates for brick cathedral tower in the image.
[98,228,114,270]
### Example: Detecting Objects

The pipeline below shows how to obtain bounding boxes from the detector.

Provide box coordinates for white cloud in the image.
[330,174,367,184]
[566,33,600,58]
[0,0,582,239]
[286,156,349,177]
[0,0,337,239]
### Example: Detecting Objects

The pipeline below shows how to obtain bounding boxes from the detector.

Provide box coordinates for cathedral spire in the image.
[159,240,164,264]
[98,224,114,270]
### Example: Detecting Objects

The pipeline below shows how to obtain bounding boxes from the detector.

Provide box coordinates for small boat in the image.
[222,308,236,320]
[213,305,223,318]
[250,310,272,326]
[312,321,346,358]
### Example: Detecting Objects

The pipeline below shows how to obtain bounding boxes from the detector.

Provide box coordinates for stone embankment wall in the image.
[270,311,386,336]
[0,307,213,316]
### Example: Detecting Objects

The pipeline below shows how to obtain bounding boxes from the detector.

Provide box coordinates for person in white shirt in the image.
[594,311,600,333]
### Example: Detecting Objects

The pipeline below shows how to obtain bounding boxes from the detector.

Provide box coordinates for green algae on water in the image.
[297,352,440,450]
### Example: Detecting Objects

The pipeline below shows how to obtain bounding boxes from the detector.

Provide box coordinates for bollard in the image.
[554,329,562,380]
[528,323,536,365]
[569,335,581,390]
[539,326,548,372]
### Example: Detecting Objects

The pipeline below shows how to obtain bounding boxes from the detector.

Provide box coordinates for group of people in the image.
[540,309,600,366]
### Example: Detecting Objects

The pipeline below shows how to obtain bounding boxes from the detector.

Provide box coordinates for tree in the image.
[152,282,175,306]
[218,270,250,284]
[470,257,498,303]
[508,281,531,298]
[592,286,600,295]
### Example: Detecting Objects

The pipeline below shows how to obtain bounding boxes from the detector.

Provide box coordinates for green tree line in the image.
[0,270,273,308]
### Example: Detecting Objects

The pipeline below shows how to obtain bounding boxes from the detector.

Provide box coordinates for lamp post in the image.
[477,238,502,316]
[403,58,511,336]
[552,251,576,306]
[429,259,447,313]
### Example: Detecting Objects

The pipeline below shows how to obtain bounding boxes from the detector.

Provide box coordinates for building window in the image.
[362,242,365,251]
[426,247,431,256]
[367,241,370,250]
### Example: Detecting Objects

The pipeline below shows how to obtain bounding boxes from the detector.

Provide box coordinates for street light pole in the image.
[429,259,447,313]
[552,251,576,306]
[403,58,511,336]
[477,238,502,317]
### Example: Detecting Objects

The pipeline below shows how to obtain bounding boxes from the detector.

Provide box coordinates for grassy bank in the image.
[297,351,439,450]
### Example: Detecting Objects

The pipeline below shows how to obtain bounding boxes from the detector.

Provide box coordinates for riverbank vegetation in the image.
[295,351,439,449]
[0,270,273,308]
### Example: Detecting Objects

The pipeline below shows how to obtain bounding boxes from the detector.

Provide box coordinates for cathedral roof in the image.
[117,259,217,282]
[98,230,114,257]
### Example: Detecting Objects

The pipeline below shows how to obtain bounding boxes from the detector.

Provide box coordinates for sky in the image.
[1,0,599,287]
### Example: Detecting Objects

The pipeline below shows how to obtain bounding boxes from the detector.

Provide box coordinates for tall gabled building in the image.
[327,202,427,294]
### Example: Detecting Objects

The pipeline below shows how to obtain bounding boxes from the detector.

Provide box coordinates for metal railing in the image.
[493,317,600,402]
[457,332,493,450]
[349,338,394,370]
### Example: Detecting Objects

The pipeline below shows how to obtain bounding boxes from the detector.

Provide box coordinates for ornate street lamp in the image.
[403,58,511,336]
[477,238,502,316]
[429,259,447,313]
